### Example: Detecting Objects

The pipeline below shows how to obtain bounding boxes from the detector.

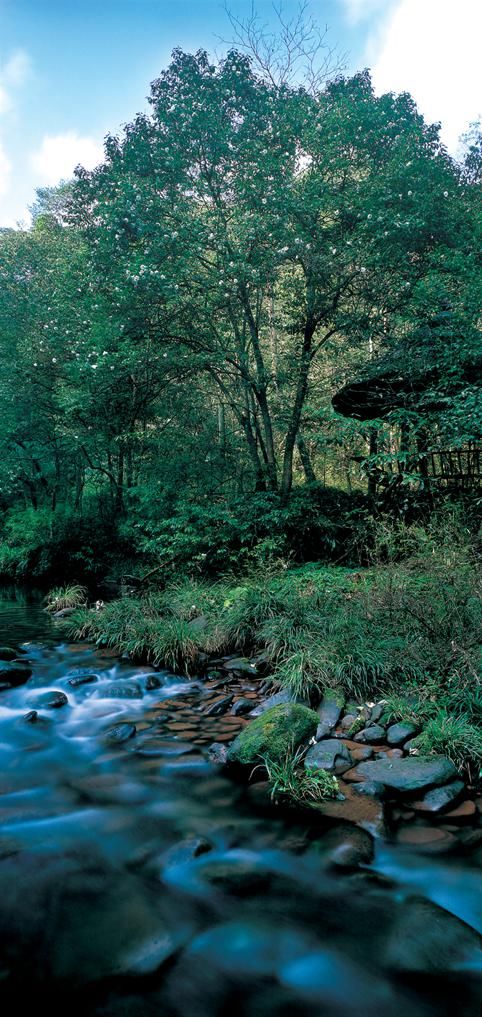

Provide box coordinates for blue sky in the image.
[0,0,480,226]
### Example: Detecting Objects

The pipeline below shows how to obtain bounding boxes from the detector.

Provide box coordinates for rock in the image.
[105,722,137,744]
[227,703,318,766]
[340,713,358,731]
[68,673,98,687]
[53,606,78,617]
[145,674,162,690]
[231,698,254,716]
[249,689,304,717]
[102,681,143,699]
[311,779,386,836]
[386,721,419,746]
[319,826,375,869]
[0,646,18,661]
[28,690,68,710]
[304,738,352,775]
[222,656,258,674]
[442,799,476,821]
[350,746,373,762]
[353,755,458,793]
[0,662,32,687]
[160,837,212,868]
[352,781,386,799]
[0,682,12,692]
[204,695,234,716]
[315,689,344,739]
[385,897,482,973]
[367,703,384,724]
[396,826,457,853]
[23,710,39,723]
[354,724,386,744]
[410,780,465,814]
[385,748,404,759]
[207,742,229,765]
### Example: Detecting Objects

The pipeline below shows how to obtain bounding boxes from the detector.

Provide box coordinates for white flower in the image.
[443,191,448,197]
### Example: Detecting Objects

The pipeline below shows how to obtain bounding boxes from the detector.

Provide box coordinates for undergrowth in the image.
[261,746,340,806]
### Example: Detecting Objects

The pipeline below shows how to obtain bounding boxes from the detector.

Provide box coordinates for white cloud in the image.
[31,131,104,185]
[368,0,482,152]
[342,0,395,26]
[0,49,32,115]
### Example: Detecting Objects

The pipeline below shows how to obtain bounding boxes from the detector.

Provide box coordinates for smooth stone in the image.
[354,755,457,793]
[23,710,39,723]
[350,746,373,762]
[354,724,386,744]
[204,695,234,716]
[68,673,98,687]
[410,780,465,814]
[385,748,404,759]
[386,721,419,746]
[442,799,476,821]
[231,698,254,716]
[304,738,352,775]
[0,662,32,686]
[222,656,258,674]
[385,897,482,973]
[145,675,163,690]
[207,742,229,765]
[228,703,318,766]
[396,826,457,852]
[311,779,386,837]
[105,722,137,744]
[316,690,344,739]
[102,681,143,699]
[319,826,375,869]
[353,781,386,799]
[367,703,384,724]
[160,837,212,868]
[249,689,304,717]
[0,646,18,661]
[340,713,357,731]
[28,690,68,710]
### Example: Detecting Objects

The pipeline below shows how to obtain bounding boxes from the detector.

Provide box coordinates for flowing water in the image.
[0,586,480,1016]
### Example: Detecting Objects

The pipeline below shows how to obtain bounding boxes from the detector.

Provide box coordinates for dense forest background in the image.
[0,44,480,583]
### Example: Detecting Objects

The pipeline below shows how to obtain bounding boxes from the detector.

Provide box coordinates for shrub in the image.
[263,746,340,806]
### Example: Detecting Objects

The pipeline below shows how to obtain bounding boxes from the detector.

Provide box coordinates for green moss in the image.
[227,703,318,766]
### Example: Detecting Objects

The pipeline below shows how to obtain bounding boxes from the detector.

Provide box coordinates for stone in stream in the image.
[316,825,375,870]
[386,721,419,746]
[68,673,98,687]
[28,690,69,710]
[0,662,32,687]
[0,682,12,692]
[0,646,19,661]
[315,689,344,739]
[203,695,234,716]
[409,780,465,814]
[311,779,386,837]
[208,742,229,765]
[160,837,212,869]
[353,755,458,793]
[304,738,352,776]
[227,703,318,766]
[105,722,137,744]
[102,681,143,699]
[352,781,386,799]
[442,799,476,822]
[354,724,386,744]
[231,698,254,717]
[384,897,482,974]
[145,674,163,690]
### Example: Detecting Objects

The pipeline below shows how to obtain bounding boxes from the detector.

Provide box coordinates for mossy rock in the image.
[227,703,318,766]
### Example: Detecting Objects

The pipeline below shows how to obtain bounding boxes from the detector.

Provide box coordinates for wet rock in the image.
[0,662,32,686]
[396,826,457,852]
[311,779,386,836]
[350,746,373,762]
[0,646,18,661]
[28,690,69,710]
[410,780,465,814]
[23,710,39,723]
[102,681,143,699]
[353,780,386,799]
[194,853,271,895]
[105,722,137,744]
[207,742,229,765]
[68,673,98,687]
[353,755,458,793]
[385,897,482,973]
[145,674,163,690]
[386,721,419,746]
[231,697,254,716]
[228,703,318,766]
[0,682,12,692]
[280,948,396,1010]
[367,702,385,724]
[204,694,234,716]
[442,799,476,822]
[161,837,212,868]
[316,689,344,739]
[385,748,404,759]
[249,688,304,717]
[222,656,258,674]
[340,713,358,732]
[354,724,386,744]
[319,825,375,869]
[304,738,352,775]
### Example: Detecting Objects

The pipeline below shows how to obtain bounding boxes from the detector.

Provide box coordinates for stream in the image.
[0,586,480,1016]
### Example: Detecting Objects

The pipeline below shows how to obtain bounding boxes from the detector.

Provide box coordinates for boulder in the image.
[0,662,32,687]
[354,724,386,744]
[28,690,68,710]
[0,646,19,661]
[384,897,482,973]
[315,689,344,739]
[410,780,465,814]
[386,721,419,746]
[353,755,458,793]
[318,826,375,869]
[227,703,318,766]
[304,738,352,775]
